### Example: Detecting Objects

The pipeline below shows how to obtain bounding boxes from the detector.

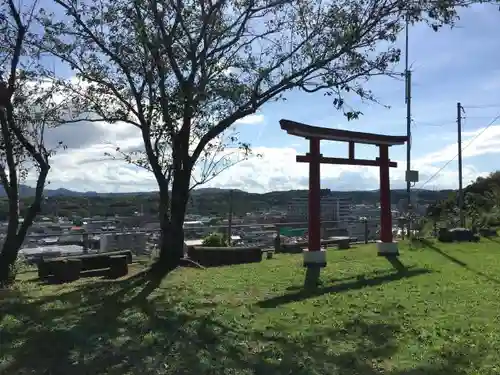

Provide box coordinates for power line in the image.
[418,112,500,190]
[464,115,500,120]
[463,104,500,109]
[412,119,455,127]
[413,116,495,128]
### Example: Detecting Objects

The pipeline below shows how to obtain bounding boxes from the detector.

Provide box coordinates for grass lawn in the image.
[2,239,500,374]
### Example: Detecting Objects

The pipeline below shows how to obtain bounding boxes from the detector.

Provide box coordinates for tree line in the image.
[426,172,500,230]
[0,0,494,284]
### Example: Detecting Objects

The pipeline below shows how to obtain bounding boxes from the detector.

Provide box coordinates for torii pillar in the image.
[307,137,323,262]
[378,144,394,247]
[280,119,408,285]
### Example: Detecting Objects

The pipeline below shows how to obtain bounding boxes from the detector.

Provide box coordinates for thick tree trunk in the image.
[155,215,186,273]
[0,167,47,286]
[0,236,21,286]
[0,197,20,286]
[153,170,190,276]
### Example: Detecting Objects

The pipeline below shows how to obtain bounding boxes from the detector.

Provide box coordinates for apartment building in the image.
[286,196,352,225]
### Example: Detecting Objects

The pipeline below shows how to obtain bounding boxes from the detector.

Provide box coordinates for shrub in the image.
[202,233,227,247]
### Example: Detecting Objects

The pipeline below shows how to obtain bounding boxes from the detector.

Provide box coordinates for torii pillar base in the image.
[376,241,399,256]
[303,248,327,289]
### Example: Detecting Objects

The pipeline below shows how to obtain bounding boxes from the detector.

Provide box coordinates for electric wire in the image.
[417,113,500,190]
[463,104,500,109]
[412,119,455,127]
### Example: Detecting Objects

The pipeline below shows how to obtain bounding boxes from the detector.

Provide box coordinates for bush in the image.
[202,233,227,247]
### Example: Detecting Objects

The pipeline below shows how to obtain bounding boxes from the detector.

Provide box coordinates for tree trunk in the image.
[0,236,21,286]
[155,213,186,273]
[154,170,190,276]
[0,196,20,286]
[0,166,47,286]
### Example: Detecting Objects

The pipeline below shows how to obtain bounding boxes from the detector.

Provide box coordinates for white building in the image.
[286,196,351,225]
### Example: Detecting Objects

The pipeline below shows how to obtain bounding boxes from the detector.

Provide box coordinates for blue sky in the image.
[215,3,500,192]
[36,3,500,193]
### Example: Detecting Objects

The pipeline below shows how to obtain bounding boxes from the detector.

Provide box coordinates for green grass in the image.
[2,240,500,374]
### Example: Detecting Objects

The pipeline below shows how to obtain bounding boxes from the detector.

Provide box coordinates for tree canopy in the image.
[426,171,500,229]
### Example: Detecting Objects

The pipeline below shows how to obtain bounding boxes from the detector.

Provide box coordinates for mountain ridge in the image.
[4,184,454,198]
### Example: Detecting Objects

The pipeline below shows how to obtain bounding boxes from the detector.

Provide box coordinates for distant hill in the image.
[0,185,243,198]
[0,185,101,198]
[0,184,455,221]
[0,184,452,201]
[1,184,452,202]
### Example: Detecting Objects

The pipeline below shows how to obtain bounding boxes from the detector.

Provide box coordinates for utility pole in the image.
[227,189,233,246]
[404,15,412,239]
[457,102,465,227]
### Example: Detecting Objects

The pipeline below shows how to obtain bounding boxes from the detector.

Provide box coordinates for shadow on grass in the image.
[257,267,431,309]
[420,238,500,285]
[285,258,411,293]
[34,269,124,285]
[0,270,490,375]
[384,256,408,273]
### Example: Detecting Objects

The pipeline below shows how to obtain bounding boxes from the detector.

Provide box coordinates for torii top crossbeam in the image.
[280,119,407,146]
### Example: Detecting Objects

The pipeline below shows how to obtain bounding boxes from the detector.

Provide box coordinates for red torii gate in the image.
[280,119,408,270]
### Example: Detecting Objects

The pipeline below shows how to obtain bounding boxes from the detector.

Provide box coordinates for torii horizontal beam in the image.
[280,119,408,145]
[296,155,398,168]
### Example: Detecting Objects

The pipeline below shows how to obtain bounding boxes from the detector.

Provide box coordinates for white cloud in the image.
[20,117,500,194]
[235,114,265,125]
[415,124,500,166]
[28,144,486,194]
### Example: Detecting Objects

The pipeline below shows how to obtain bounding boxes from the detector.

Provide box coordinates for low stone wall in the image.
[279,238,353,253]
[38,250,133,279]
[279,243,303,254]
[187,246,262,267]
[479,228,498,237]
